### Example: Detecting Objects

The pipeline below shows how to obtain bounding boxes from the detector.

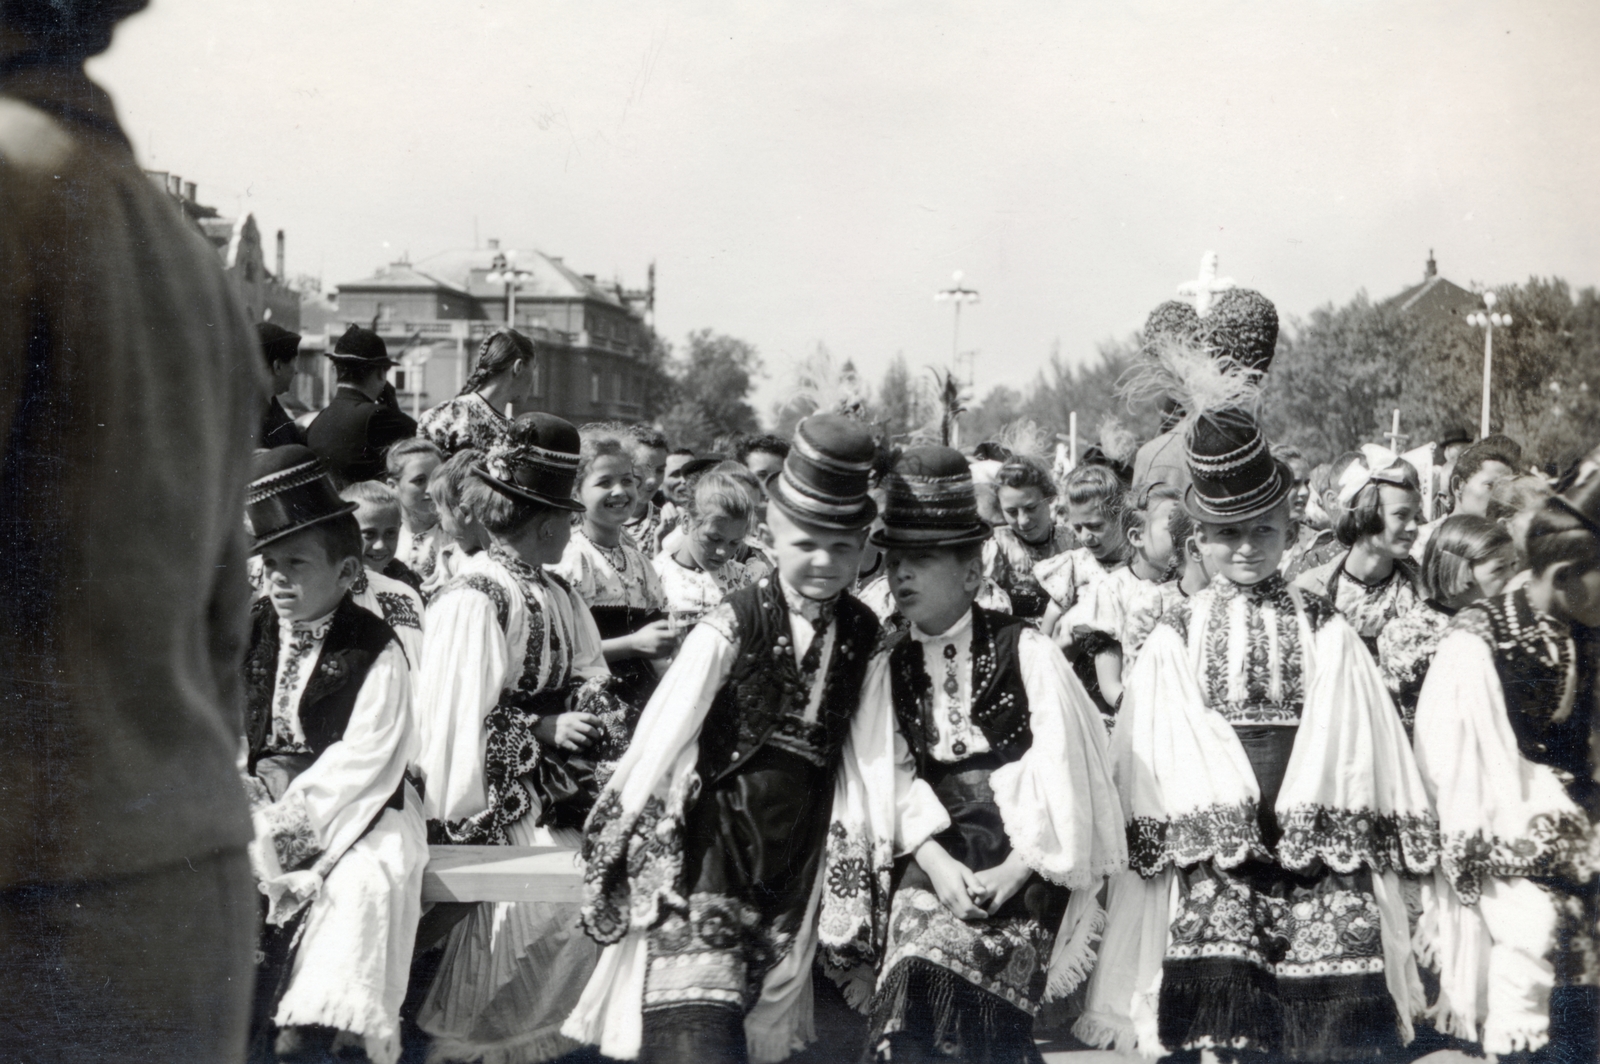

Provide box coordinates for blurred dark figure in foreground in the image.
[0,2,264,1061]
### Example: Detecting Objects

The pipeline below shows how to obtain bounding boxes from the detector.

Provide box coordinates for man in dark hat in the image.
[1,3,260,1060]
[242,446,426,1063]
[849,445,1123,1064]
[258,321,306,447]
[306,325,418,484]
[1413,442,1600,1063]
[569,413,905,1064]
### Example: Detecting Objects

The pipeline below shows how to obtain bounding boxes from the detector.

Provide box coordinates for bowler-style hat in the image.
[473,412,586,512]
[1183,409,1291,523]
[326,324,396,367]
[246,445,358,551]
[767,414,878,530]
[873,446,991,550]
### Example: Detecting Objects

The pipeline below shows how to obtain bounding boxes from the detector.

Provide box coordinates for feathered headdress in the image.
[788,346,873,422]
[989,418,1053,465]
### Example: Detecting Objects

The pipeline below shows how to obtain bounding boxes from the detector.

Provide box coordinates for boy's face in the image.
[744,451,785,493]
[352,499,401,569]
[1196,503,1290,585]
[887,546,980,634]
[998,485,1052,544]
[1456,459,1513,518]
[1067,501,1125,562]
[767,504,867,600]
[258,528,359,623]
[1287,458,1312,521]
[393,454,440,525]
[687,513,749,571]
[631,446,668,503]
[663,455,693,505]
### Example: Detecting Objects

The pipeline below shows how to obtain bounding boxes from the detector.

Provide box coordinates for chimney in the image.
[487,238,500,250]
[276,229,286,281]
[183,180,196,202]
[1425,249,1437,280]
[167,173,182,197]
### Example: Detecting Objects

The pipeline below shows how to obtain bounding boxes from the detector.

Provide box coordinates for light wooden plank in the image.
[422,844,584,904]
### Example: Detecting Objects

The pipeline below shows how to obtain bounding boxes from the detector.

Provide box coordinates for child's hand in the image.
[630,620,678,660]
[972,853,1034,917]
[533,711,603,751]
[915,840,990,920]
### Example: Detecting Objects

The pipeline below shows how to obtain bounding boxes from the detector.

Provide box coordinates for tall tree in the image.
[659,328,762,453]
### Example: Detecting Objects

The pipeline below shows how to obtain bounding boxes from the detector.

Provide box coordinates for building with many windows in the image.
[326,240,655,423]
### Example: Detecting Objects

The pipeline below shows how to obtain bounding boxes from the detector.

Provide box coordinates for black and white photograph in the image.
[2,2,1597,1062]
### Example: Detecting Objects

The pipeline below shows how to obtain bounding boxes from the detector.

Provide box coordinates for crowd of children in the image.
[237,315,1599,1064]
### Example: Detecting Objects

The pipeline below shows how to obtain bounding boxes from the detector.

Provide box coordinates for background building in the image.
[327,240,655,423]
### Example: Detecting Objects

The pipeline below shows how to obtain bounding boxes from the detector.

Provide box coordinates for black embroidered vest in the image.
[1457,588,1600,816]
[244,596,399,769]
[697,580,879,786]
[889,606,1032,774]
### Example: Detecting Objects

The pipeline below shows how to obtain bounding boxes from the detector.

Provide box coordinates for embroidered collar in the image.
[909,608,974,645]
[779,577,838,626]
[290,610,336,639]
[489,542,547,588]
[576,527,629,569]
[1211,571,1294,607]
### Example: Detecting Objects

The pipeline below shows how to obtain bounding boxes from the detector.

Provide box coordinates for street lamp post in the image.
[486,250,537,327]
[1466,292,1512,438]
[935,270,980,385]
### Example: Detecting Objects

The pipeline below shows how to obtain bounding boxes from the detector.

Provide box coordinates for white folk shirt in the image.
[907,609,993,762]
[270,611,335,752]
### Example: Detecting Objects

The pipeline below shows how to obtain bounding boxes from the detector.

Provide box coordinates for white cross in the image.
[1176,251,1236,317]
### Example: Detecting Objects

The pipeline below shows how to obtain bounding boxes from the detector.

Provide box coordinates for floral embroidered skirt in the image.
[640,745,833,1064]
[865,758,1066,1064]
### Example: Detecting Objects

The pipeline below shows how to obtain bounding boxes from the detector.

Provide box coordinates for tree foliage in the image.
[657,328,762,452]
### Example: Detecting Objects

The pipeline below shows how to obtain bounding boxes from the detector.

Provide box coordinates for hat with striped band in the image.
[246,445,358,551]
[473,412,586,513]
[873,445,991,549]
[1182,408,1291,523]
[768,413,878,531]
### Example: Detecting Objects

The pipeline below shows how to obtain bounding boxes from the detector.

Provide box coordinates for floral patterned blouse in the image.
[984,523,1078,622]
[1295,552,1422,657]
[552,528,666,612]
[652,549,757,633]
[417,392,512,456]
[1376,600,1454,733]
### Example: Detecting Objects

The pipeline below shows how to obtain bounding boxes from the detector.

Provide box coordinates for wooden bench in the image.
[422,845,583,904]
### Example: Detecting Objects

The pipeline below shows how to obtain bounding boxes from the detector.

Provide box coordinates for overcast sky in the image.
[90,1,1600,419]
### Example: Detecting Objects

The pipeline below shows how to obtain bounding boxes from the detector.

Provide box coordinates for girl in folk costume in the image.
[419,328,539,456]
[241,447,427,1064]
[553,425,675,709]
[623,424,673,557]
[1377,515,1515,734]
[388,437,447,598]
[565,415,946,1064]
[653,464,761,638]
[1076,356,1438,1060]
[1412,451,1600,1061]
[426,447,492,590]
[849,446,1126,1063]
[1294,450,1425,658]
[414,414,635,1064]
[984,455,1078,624]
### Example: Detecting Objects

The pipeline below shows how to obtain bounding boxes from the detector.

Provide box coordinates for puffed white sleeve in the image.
[565,584,612,682]
[414,583,510,822]
[549,541,597,602]
[251,639,415,909]
[989,627,1128,888]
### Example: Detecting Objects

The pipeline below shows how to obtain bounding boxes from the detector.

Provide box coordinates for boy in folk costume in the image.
[1413,446,1600,1061]
[1076,387,1438,1060]
[853,446,1126,1063]
[242,447,427,1064]
[565,414,950,1063]
[413,414,635,1064]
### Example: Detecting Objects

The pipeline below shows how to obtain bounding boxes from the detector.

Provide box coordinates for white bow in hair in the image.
[1336,444,1410,508]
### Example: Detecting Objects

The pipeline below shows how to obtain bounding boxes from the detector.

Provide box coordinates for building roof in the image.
[414,245,633,310]
[1383,252,1481,324]
[337,261,472,298]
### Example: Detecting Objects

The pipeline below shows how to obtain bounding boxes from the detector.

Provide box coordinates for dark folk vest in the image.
[244,596,399,769]
[1458,588,1600,818]
[696,580,880,786]
[888,605,1033,776]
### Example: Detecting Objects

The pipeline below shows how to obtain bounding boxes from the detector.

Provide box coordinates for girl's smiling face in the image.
[998,485,1053,544]
[580,454,638,532]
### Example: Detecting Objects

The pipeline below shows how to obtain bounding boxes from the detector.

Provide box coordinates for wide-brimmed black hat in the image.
[678,454,727,481]
[246,445,358,551]
[767,414,878,531]
[326,324,396,367]
[257,321,302,366]
[1182,409,1291,523]
[473,412,586,512]
[873,445,991,550]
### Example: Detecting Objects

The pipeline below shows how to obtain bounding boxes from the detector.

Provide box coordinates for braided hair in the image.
[460,329,537,396]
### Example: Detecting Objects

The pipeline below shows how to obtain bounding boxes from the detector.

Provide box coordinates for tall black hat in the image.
[246,445,358,551]
[257,321,302,366]
[1183,408,1291,523]
[473,412,586,512]
[767,413,878,531]
[326,324,396,367]
[873,446,991,549]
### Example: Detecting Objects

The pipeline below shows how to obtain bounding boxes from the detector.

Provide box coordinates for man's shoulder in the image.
[0,95,82,178]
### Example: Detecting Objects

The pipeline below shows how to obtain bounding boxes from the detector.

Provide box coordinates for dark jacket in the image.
[307,384,418,483]
[0,57,263,885]
[261,395,304,449]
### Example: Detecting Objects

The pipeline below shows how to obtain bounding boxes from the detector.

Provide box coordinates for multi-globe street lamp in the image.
[486,250,538,326]
[1466,291,1512,437]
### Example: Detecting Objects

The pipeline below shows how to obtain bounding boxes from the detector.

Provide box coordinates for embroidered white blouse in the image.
[652,549,757,629]
[553,529,667,611]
